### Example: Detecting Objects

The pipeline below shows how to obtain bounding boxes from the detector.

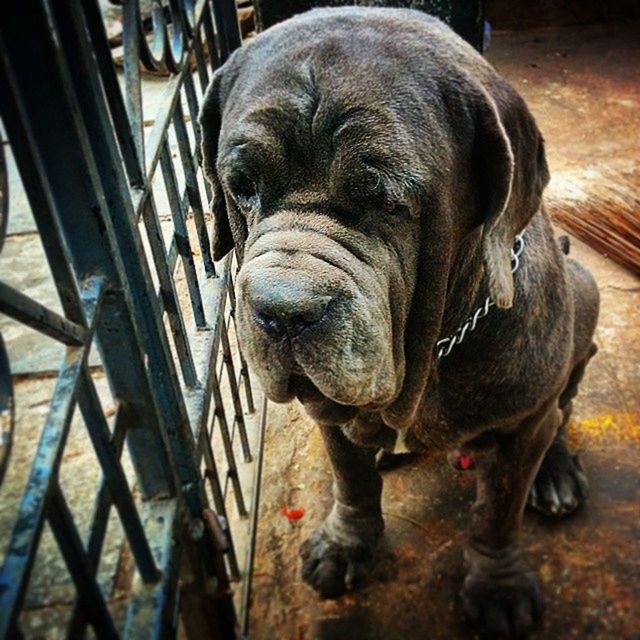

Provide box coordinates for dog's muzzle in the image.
[247,273,333,341]
[236,247,398,408]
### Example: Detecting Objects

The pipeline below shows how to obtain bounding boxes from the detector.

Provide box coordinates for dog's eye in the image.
[383,201,410,217]
[229,172,257,205]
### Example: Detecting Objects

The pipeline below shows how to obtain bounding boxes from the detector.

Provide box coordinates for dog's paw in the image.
[462,564,544,639]
[300,527,374,598]
[528,442,588,516]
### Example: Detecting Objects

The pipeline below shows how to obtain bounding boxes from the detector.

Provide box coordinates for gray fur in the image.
[199,8,599,638]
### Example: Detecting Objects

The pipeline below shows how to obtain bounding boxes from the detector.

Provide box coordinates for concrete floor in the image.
[247,22,640,640]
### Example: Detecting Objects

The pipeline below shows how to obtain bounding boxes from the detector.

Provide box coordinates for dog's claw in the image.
[462,566,544,639]
[528,483,538,509]
[344,559,358,590]
[544,484,561,514]
[300,527,373,598]
[528,443,588,516]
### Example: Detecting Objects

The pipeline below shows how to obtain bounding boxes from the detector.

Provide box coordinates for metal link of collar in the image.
[436,233,525,359]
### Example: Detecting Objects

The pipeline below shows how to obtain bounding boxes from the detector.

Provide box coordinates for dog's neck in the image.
[439,229,488,339]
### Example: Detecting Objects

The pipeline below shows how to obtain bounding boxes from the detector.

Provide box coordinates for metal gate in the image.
[0,1,263,637]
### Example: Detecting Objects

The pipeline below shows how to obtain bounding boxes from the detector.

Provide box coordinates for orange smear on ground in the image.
[568,412,640,448]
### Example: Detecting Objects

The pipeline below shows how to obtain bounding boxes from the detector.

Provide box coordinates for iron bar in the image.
[220,319,252,462]
[141,192,199,387]
[145,72,189,185]
[78,370,160,582]
[0,277,105,637]
[47,485,120,639]
[122,0,145,167]
[227,279,255,413]
[182,71,213,205]
[172,99,216,277]
[159,139,207,328]
[201,427,241,580]
[202,5,222,70]
[0,281,86,346]
[241,396,269,636]
[0,0,257,635]
[82,0,145,187]
[66,406,128,638]
[211,0,243,63]
[192,29,211,94]
[124,498,181,639]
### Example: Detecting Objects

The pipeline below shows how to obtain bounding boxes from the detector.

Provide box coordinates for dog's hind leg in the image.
[528,346,596,516]
[529,256,599,517]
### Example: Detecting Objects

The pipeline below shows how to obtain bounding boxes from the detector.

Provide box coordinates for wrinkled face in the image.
[202,9,549,428]
[217,80,424,415]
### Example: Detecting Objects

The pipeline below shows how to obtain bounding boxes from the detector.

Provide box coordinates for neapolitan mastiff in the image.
[199,8,599,638]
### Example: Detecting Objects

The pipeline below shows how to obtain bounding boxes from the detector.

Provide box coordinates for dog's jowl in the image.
[199,8,599,638]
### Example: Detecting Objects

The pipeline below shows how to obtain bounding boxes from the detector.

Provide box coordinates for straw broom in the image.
[547,170,640,276]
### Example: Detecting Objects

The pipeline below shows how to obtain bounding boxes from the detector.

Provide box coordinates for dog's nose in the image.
[247,279,331,338]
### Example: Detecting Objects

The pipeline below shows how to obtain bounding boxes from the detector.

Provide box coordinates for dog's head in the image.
[199,8,549,427]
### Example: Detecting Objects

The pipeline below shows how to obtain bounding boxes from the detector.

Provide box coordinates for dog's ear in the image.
[474,85,550,308]
[382,81,549,431]
[199,71,234,261]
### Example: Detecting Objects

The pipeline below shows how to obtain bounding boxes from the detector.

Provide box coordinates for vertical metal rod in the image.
[82,0,144,187]
[192,30,211,94]
[182,71,213,205]
[172,99,216,277]
[122,0,145,169]
[210,368,247,517]
[141,193,199,386]
[200,429,241,580]
[202,6,222,71]
[241,396,268,636]
[66,407,128,638]
[211,0,242,63]
[220,318,252,462]
[227,276,255,413]
[159,140,207,328]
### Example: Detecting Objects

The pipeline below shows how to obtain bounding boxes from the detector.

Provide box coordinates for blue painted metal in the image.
[67,408,129,638]
[0,277,105,637]
[172,98,216,278]
[0,139,7,251]
[47,484,120,639]
[0,0,263,637]
[124,498,180,639]
[0,332,12,487]
[0,141,13,487]
[0,281,86,346]
[78,370,160,583]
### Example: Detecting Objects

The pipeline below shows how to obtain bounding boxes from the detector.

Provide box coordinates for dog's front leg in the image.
[463,402,560,638]
[301,424,384,598]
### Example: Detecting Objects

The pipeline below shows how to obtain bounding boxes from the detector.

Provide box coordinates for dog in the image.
[199,8,599,638]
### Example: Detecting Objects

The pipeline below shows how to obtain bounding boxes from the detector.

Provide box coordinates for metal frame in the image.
[0,1,262,637]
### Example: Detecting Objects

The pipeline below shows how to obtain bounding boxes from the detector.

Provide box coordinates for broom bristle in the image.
[547,170,640,276]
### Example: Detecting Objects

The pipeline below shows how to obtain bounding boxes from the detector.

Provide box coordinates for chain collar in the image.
[436,234,525,359]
